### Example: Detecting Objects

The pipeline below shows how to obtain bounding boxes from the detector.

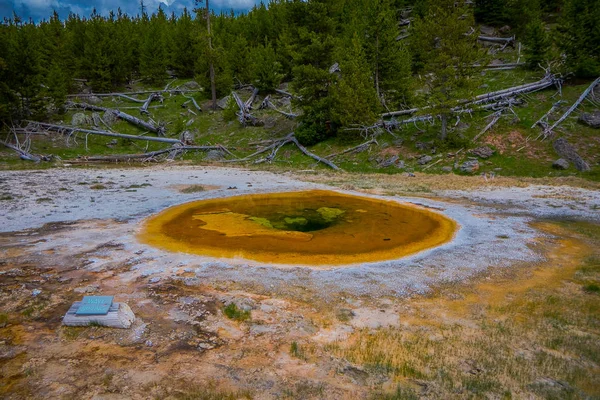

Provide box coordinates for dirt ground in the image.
[0,166,599,399]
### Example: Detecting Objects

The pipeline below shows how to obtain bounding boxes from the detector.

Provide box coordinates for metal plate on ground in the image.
[75,296,114,315]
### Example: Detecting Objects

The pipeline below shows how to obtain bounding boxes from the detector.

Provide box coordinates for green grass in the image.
[1,74,597,181]
[0,313,8,327]
[222,303,251,322]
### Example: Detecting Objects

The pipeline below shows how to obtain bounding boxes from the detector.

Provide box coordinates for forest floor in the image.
[0,166,599,399]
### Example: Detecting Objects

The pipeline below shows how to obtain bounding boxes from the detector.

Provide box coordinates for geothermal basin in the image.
[139,189,457,265]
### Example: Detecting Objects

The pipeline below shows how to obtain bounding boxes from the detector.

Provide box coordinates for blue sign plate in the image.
[76,303,112,315]
[82,296,114,305]
[75,296,114,315]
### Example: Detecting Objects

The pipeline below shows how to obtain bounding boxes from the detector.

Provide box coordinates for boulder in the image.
[204,149,226,161]
[179,130,194,145]
[480,25,495,36]
[553,138,590,171]
[71,113,92,126]
[395,160,406,169]
[103,110,118,126]
[471,146,495,159]
[442,166,453,173]
[579,111,600,129]
[460,160,480,173]
[85,95,102,105]
[552,158,569,170]
[417,155,433,165]
[181,81,201,90]
[378,155,399,168]
[217,95,231,110]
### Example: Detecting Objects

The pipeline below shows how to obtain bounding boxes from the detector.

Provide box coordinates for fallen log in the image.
[382,77,555,118]
[25,121,181,144]
[275,89,301,100]
[477,35,515,45]
[260,96,298,119]
[232,91,260,126]
[66,89,203,98]
[532,100,566,129]
[1,140,41,162]
[472,111,502,141]
[140,93,162,115]
[80,145,231,162]
[224,133,340,170]
[543,77,600,138]
[182,94,202,112]
[328,138,378,159]
[68,102,165,136]
[290,136,340,170]
[245,87,260,110]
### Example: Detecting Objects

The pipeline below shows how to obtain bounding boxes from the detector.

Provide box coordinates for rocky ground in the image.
[0,166,599,399]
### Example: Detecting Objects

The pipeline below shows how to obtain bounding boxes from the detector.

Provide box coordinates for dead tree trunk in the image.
[140,93,162,115]
[68,102,166,136]
[1,140,41,162]
[232,91,260,126]
[26,121,181,144]
[543,77,600,138]
[244,87,260,110]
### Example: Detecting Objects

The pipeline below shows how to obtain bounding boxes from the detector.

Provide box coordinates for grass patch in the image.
[325,223,600,398]
[222,303,251,322]
[35,197,52,203]
[0,313,8,328]
[290,341,306,360]
[174,384,252,400]
[90,184,107,190]
[180,184,206,193]
[0,194,13,200]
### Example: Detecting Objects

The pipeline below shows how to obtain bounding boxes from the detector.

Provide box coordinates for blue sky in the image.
[0,0,262,20]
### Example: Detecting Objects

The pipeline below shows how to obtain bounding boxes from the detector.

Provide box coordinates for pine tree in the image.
[411,0,480,141]
[171,8,196,77]
[559,0,600,77]
[523,18,550,69]
[331,34,380,131]
[139,9,168,83]
[250,41,283,91]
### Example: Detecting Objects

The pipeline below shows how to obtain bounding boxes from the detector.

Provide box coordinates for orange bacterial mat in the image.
[138,190,457,266]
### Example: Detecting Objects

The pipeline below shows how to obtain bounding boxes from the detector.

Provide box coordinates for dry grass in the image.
[326,222,600,398]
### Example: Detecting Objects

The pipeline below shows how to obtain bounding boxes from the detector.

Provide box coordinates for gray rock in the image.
[442,166,453,172]
[378,155,399,168]
[552,158,569,170]
[579,111,600,128]
[553,138,590,171]
[471,146,495,159]
[32,289,42,297]
[417,155,433,165]
[480,25,495,36]
[460,160,480,173]
[498,25,511,34]
[181,81,200,90]
[71,113,92,126]
[103,110,118,126]
[395,160,406,169]
[85,95,102,105]
[217,95,231,110]
[204,149,226,161]
[179,130,194,145]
